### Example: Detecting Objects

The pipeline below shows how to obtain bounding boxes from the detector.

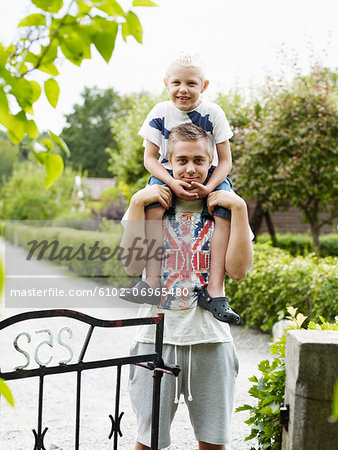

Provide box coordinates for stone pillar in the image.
[282,330,338,450]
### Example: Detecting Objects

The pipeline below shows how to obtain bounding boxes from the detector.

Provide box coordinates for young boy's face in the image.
[164,64,209,111]
[169,139,212,186]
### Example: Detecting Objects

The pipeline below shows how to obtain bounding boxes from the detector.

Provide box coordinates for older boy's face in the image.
[169,140,212,186]
[164,64,209,111]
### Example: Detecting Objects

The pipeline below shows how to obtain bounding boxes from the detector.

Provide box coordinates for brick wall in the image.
[246,200,337,235]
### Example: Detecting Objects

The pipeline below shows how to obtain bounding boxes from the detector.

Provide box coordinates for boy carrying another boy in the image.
[123,52,240,324]
[121,123,253,449]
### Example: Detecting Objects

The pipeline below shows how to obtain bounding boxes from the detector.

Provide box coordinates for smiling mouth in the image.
[177,96,190,101]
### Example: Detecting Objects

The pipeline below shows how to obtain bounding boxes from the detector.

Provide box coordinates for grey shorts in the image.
[129,341,239,448]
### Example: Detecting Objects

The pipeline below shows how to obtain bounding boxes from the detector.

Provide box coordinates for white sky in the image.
[0,0,337,133]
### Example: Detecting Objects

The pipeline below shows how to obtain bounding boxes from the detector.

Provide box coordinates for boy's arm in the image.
[120,185,172,275]
[144,139,199,201]
[191,140,232,197]
[207,190,253,280]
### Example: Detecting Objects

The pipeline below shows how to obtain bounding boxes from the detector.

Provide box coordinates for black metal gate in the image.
[0,309,180,449]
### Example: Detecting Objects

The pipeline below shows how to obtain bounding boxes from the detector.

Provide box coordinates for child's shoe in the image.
[120,280,162,305]
[197,286,240,324]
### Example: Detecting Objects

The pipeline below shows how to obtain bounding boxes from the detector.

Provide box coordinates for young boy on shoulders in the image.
[124,52,240,324]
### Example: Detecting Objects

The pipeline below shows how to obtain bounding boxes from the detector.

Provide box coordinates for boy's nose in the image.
[186,164,196,174]
[179,84,188,93]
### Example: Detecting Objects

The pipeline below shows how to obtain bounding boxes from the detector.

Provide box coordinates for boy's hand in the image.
[170,179,199,201]
[189,182,211,199]
[207,190,246,215]
[133,185,173,209]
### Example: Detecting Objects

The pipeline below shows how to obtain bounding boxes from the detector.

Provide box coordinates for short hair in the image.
[168,123,214,160]
[165,52,207,83]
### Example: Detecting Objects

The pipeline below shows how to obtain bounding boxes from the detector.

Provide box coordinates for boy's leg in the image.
[145,205,166,289]
[134,443,161,450]
[207,216,230,298]
[185,343,238,448]
[198,442,226,450]
[197,215,239,324]
[129,342,180,449]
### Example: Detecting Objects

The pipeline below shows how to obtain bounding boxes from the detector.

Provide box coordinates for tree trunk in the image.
[249,201,265,238]
[310,224,321,255]
[264,210,278,247]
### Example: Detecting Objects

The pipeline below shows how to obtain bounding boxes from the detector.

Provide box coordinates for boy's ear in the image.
[201,80,209,93]
[163,78,168,89]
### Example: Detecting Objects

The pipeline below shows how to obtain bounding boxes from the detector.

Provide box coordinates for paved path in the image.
[0,239,270,449]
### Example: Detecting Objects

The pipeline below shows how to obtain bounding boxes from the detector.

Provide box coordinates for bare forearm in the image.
[120,197,147,275]
[120,186,172,275]
[205,140,232,192]
[205,160,232,192]
[145,158,176,188]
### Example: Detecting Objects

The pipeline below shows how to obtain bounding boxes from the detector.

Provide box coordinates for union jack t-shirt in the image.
[159,204,214,311]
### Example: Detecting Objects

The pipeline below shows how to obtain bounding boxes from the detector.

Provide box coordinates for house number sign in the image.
[13,327,74,370]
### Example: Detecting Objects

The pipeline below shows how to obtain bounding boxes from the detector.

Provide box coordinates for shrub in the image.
[53,209,97,230]
[226,243,338,331]
[257,232,338,257]
[237,307,338,449]
[0,161,77,220]
[5,222,128,283]
[92,185,127,221]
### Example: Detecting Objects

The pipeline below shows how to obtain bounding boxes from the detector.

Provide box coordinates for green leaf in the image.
[236,404,253,412]
[32,145,48,164]
[0,87,11,129]
[133,0,157,6]
[18,13,46,28]
[49,131,70,156]
[248,375,258,383]
[40,138,54,152]
[25,120,40,140]
[0,379,14,407]
[44,153,64,188]
[39,62,59,76]
[31,0,63,13]
[122,11,143,43]
[44,79,59,108]
[92,0,125,16]
[77,0,92,14]
[59,33,88,66]
[30,81,42,104]
[93,20,118,63]
[8,112,27,144]
[0,43,9,66]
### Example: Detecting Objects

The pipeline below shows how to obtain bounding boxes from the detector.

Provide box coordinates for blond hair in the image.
[165,52,207,83]
[168,123,214,160]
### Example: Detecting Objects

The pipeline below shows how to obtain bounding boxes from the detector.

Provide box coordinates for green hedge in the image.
[5,224,337,330]
[257,232,338,257]
[226,243,338,331]
[5,222,131,284]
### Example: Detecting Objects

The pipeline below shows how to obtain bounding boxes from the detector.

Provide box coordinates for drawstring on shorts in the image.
[187,345,193,401]
[173,345,193,404]
[174,345,179,404]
